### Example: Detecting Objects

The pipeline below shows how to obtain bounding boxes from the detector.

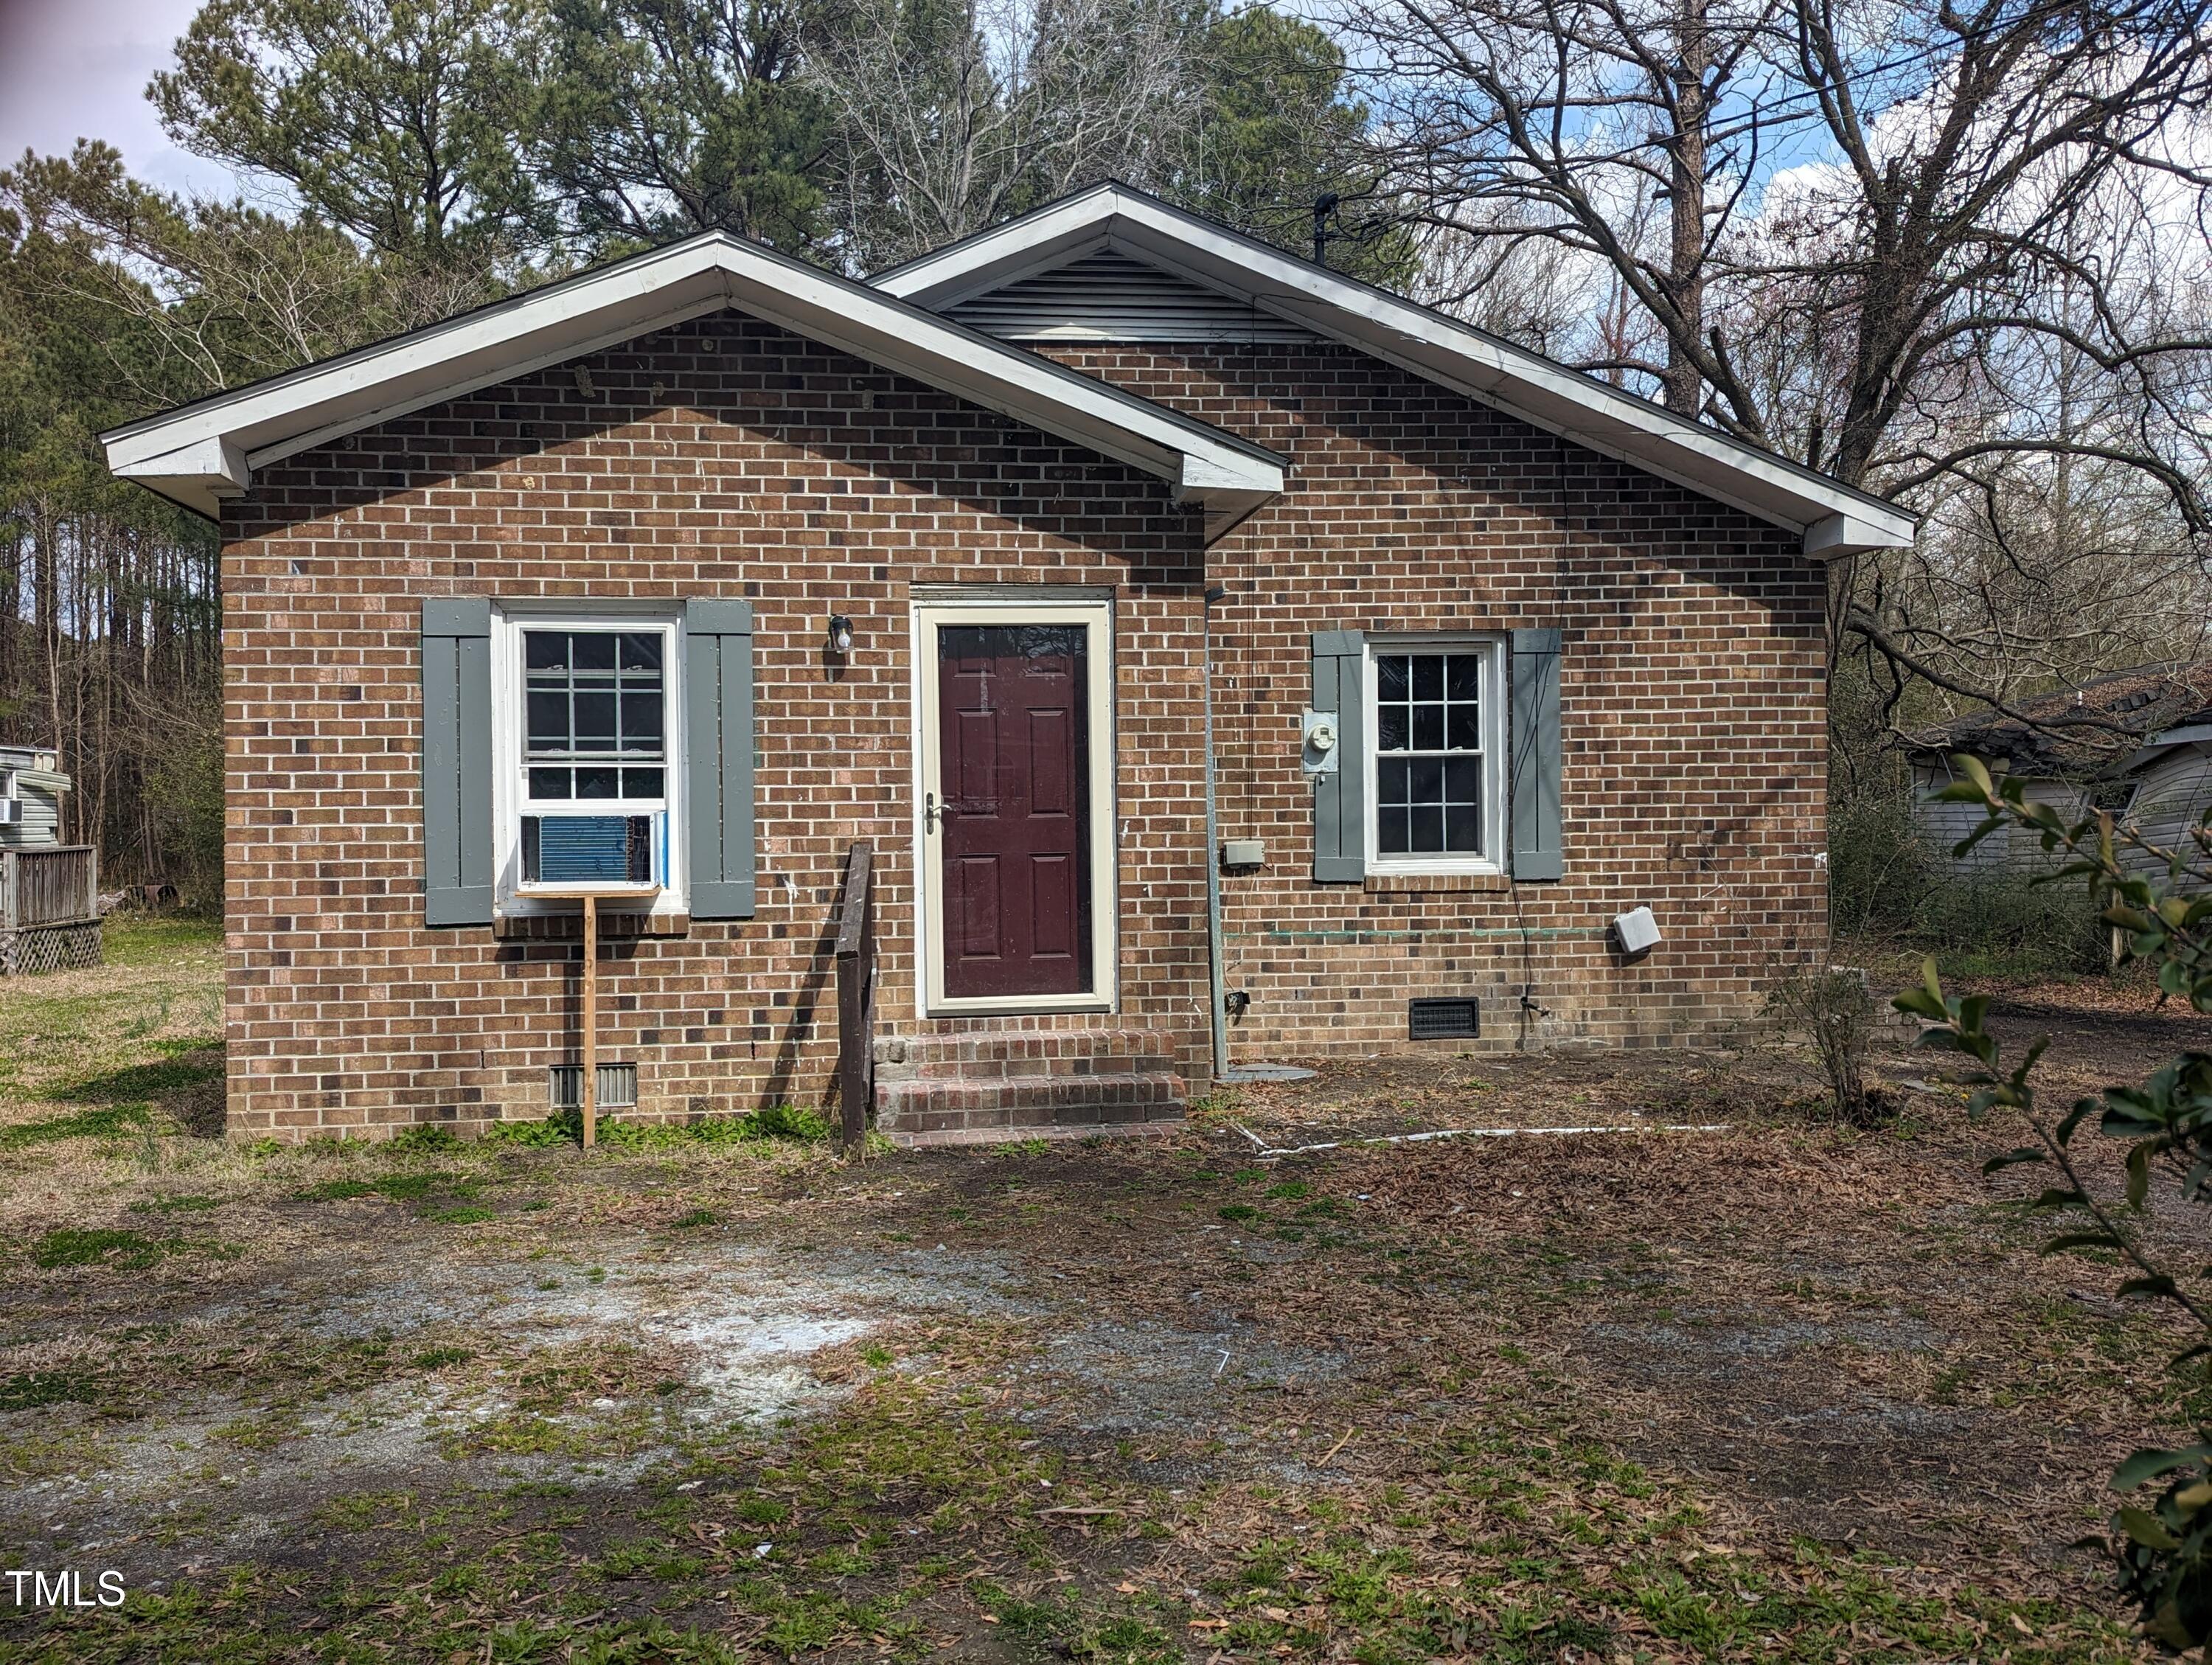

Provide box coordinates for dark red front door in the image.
[936,624,1093,999]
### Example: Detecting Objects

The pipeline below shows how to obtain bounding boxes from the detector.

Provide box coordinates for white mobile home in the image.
[0,747,98,975]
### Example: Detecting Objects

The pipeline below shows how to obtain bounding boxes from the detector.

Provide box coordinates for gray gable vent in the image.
[945,248,1320,344]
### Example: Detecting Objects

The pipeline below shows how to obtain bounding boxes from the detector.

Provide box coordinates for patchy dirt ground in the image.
[2,921,2208,1662]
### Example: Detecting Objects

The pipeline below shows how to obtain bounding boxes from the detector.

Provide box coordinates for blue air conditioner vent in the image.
[522,814,656,886]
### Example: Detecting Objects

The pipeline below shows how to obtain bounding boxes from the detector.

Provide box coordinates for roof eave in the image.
[2130,723,2212,770]
[877,187,1919,560]
[102,226,1284,545]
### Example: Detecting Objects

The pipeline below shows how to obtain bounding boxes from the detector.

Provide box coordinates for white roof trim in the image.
[875,185,1919,559]
[100,231,1285,543]
[2129,723,2212,769]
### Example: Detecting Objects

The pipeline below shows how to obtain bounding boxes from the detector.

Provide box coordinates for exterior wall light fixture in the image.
[827,614,855,655]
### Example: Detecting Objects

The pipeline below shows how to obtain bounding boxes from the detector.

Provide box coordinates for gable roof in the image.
[99,230,1286,543]
[1905,661,2212,777]
[874,184,1918,560]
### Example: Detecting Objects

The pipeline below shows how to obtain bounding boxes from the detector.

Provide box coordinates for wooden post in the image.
[835,843,874,1153]
[836,936,865,1153]
[582,894,598,1150]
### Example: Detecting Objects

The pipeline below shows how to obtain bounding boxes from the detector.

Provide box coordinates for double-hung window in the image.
[1366,638,1506,873]
[505,619,678,898]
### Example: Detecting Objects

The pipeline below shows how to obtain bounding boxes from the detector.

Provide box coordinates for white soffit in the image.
[874,185,1919,559]
[99,232,1286,543]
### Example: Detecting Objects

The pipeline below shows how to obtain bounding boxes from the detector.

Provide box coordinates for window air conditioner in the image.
[520,810,664,891]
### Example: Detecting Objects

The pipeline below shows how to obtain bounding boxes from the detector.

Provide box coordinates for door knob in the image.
[924,790,942,830]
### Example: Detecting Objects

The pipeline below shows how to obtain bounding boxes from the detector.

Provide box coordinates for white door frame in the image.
[910,594,1117,1018]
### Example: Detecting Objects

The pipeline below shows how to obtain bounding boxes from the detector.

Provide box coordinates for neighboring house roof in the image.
[872,183,1919,560]
[1905,661,2212,777]
[2129,713,2212,773]
[98,231,1287,543]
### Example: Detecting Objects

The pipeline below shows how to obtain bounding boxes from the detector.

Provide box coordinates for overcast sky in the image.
[0,0,246,196]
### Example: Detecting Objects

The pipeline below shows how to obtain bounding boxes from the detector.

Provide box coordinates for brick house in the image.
[100,185,1915,1144]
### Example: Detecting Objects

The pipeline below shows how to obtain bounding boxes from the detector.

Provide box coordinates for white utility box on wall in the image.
[1613,906,1662,956]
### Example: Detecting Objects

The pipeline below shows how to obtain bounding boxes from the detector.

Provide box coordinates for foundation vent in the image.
[1408,998,1480,1041]
[549,1062,637,1109]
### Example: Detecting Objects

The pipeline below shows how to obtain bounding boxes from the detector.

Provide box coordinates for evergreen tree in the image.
[528,0,832,255]
[1169,8,1413,289]
[149,0,545,264]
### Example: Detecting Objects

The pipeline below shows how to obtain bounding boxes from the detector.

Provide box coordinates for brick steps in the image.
[872,1028,1186,1146]
[876,1070,1185,1145]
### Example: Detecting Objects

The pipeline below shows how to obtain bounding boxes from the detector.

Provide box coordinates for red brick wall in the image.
[221,314,1211,1139]
[1044,344,1829,1058]
[220,316,1827,1140]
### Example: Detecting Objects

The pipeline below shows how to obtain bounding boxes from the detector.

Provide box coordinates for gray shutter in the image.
[1509,628,1564,881]
[1310,630,1366,882]
[420,598,494,926]
[685,597,757,920]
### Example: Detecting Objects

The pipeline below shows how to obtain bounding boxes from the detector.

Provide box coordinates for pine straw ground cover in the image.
[1,925,2208,1662]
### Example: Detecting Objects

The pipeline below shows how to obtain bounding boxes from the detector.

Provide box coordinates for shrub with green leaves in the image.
[1912,863,2112,978]
[481,1103,832,1149]
[1898,752,2212,1642]
[744,1103,832,1142]
[1829,748,1929,938]
[386,1124,459,1153]
[2106,1445,2212,1647]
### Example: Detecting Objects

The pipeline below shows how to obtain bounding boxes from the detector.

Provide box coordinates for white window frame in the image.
[490,604,687,918]
[910,594,1118,1018]
[1363,634,1509,876]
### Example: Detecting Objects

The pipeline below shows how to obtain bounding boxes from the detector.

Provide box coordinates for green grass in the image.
[0,914,2160,1664]
[0,1102,153,1150]
[0,1363,2138,1665]
[128,1193,219,1214]
[99,913,223,967]
[0,915,221,1107]
[296,1178,376,1200]
[0,1368,106,1411]
[53,1055,223,1104]
[31,1227,173,1269]
[366,1171,451,1200]
[297,1172,468,1203]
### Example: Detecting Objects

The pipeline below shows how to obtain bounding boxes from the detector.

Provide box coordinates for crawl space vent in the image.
[549,1062,638,1110]
[1408,998,1481,1041]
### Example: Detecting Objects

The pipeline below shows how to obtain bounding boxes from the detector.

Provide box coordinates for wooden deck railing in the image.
[835,841,876,1150]
[2,846,98,931]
